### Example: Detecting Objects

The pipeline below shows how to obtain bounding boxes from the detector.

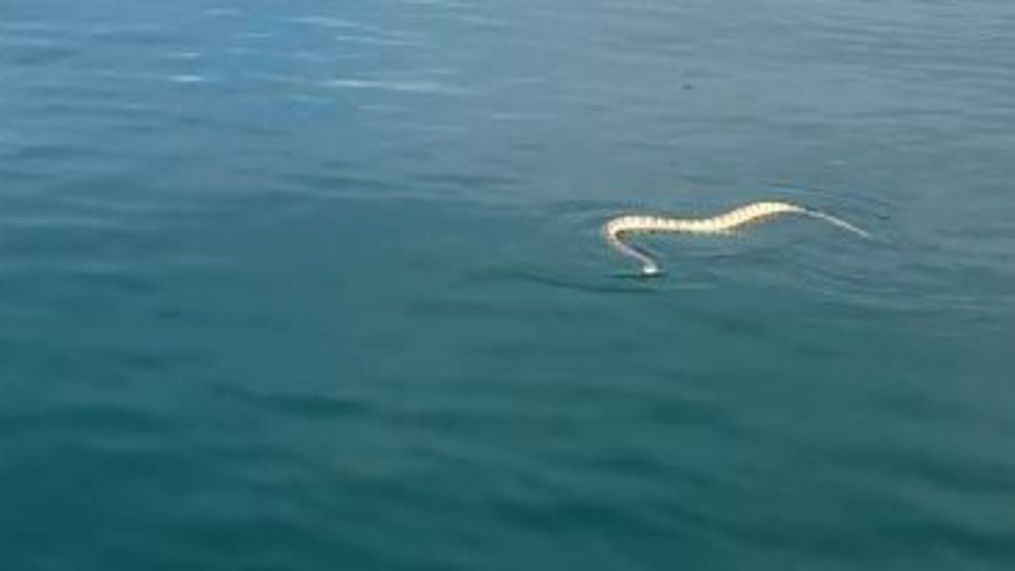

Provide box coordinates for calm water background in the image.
[2,0,1014,569]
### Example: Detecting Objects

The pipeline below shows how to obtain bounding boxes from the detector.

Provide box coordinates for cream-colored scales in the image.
[602,201,870,276]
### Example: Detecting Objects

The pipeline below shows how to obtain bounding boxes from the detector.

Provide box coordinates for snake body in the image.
[602,201,870,276]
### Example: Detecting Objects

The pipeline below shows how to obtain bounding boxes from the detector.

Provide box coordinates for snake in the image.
[602,201,870,276]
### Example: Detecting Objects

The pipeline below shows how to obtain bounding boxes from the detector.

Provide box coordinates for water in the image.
[2,0,1014,568]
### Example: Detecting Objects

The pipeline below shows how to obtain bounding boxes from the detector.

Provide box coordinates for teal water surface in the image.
[2,0,1015,569]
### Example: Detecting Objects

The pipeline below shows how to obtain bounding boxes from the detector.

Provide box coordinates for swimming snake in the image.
[602,201,870,276]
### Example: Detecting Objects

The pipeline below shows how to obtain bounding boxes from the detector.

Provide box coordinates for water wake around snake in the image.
[603,201,870,276]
